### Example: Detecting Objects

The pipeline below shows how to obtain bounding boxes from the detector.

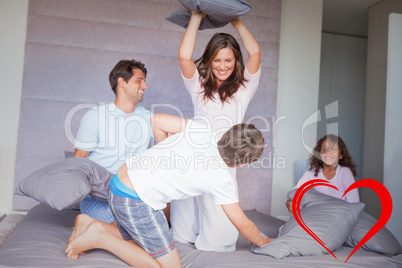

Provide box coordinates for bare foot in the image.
[68,214,95,243]
[65,221,104,259]
[66,249,79,260]
[68,228,76,243]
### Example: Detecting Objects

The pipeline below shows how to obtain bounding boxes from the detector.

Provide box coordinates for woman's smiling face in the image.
[211,47,235,85]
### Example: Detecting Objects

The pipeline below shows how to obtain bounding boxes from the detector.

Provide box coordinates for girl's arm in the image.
[150,114,188,143]
[342,167,360,203]
[230,18,261,75]
[286,170,311,212]
[178,12,205,79]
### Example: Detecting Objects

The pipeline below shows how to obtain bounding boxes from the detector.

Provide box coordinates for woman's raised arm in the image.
[230,18,261,75]
[178,12,205,79]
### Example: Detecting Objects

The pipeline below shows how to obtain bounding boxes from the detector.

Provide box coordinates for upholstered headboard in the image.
[13,0,281,214]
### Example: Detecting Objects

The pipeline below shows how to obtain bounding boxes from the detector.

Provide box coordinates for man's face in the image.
[123,68,147,103]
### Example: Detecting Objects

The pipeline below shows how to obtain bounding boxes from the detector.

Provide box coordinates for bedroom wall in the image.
[1,0,324,219]
[0,0,29,215]
[383,12,402,246]
[271,0,322,220]
[362,0,402,219]
[317,33,366,181]
[10,0,281,214]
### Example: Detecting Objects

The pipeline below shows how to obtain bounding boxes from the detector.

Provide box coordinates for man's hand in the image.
[73,149,90,158]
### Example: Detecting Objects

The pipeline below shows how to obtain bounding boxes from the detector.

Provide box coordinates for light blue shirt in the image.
[74,102,153,174]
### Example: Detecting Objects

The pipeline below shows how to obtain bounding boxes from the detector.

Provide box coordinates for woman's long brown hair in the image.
[195,33,247,104]
[310,134,357,177]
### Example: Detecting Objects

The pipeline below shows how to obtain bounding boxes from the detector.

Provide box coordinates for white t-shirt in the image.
[126,120,239,210]
[182,66,261,137]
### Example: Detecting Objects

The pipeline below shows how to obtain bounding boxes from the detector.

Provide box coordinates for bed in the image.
[2,158,402,267]
[0,203,401,267]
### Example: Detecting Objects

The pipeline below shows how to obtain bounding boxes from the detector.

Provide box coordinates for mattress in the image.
[0,204,401,267]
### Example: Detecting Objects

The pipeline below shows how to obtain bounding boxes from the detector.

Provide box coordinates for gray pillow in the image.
[288,188,402,256]
[15,158,113,210]
[344,211,402,256]
[252,189,365,259]
[166,0,252,30]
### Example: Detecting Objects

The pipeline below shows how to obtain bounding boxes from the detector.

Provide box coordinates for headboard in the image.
[13,0,281,214]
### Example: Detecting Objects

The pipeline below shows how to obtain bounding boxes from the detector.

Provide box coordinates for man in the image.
[74,59,153,222]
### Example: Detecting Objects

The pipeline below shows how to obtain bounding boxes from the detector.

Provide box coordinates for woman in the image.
[171,11,262,252]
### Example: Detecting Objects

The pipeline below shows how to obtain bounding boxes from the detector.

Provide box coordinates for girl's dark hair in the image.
[109,59,147,94]
[310,134,357,177]
[195,33,247,104]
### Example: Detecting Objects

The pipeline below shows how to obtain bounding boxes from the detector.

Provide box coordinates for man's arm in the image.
[221,203,273,247]
[73,148,90,158]
[150,114,187,224]
[150,114,188,143]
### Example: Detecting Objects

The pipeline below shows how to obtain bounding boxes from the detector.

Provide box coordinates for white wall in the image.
[384,12,402,246]
[318,33,366,180]
[363,0,402,219]
[0,0,324,218]
[0,0,29,214]
[271,0,323,219]
[4,0,279,213]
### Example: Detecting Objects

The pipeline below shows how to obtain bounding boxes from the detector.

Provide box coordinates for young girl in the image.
[286,135,360,213]
[171,12,261,252]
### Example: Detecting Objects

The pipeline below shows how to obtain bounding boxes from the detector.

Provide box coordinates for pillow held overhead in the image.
[166,0,252,30]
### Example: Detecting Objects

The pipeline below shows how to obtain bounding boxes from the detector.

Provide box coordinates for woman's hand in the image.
[191,10,206,18]
[230,17,241,26]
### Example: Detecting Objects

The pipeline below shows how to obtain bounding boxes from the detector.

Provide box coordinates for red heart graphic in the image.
[292,179,393,263]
